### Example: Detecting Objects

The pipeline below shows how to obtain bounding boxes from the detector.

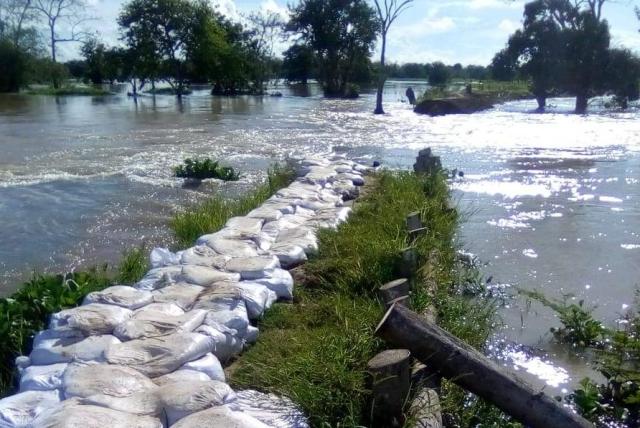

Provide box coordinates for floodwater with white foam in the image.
[1,81,639,393]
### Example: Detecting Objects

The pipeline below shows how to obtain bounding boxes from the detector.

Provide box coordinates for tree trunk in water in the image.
[374,33,387,115]
[536,95,546,112]
[575,94,588,114]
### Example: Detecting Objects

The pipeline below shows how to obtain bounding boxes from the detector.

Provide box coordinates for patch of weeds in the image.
[231,289,384,427]
[117,245,149,284]
[521,290,605,347]
[174,158,241,181]
[0,268,112,396]
[171,163,295,247]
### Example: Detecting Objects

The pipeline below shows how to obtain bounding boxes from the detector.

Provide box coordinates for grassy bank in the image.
[231,171,508,426]
[171,164,296,247]
[25,85,113,96]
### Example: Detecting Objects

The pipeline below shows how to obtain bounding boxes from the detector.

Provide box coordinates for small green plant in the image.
[117,245,149,284]
[520,290,605,347]
[174,158,241,181]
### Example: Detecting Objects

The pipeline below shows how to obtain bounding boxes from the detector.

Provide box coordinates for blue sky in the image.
[77,0,640,65]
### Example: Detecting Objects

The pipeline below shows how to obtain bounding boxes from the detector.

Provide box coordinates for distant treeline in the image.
[383,62,490,83]
[1,0,639,111]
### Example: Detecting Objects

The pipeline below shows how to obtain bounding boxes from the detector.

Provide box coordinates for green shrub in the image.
[0,268,112,396]
[117,245,149,284]
[174,158,240,181]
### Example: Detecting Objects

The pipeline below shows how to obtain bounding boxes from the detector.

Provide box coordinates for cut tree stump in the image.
[367,349,412,428]
[380,278,411,306]
[376,304,593,428]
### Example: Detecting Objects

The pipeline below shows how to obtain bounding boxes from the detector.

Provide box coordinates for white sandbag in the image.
[172,405,269,428]
[195,325,244,362]
[330,179,359,200]
[181,265,241,287]
[225,256,280,280]
[335,172,365,186]
[335,165,355,174]
[62,363,157,399]
[19,363,68,392]
[234,282,278,319]
[202,303,249,338]
[246,206,283,222]
[0,390,61,427]
[149,247,181,268]
[264,197,296,215]
[32,400,163,428]
[15,356,30,371]
[32,328,85,350]
[152,369,211,386]
[105,332,213,378]
[301,166,338,186]
[82,286,153,310]
[276,227,318,255]
[225,217,265,235]
[275,187,320,201]
[212,228,275,252]
[180,246,230,269]
[151,283,204,311]
[308,207,352,230]
[228,390,310,428]
[180,353,225,382]
[49,304,133,335]
[135,266,182,291]
[294,206,317,219]
[113,308,206,341]
[195,288,250,335]
[136,302,184,316]
[353,163,371,173]
[30,335,120,365]
[269,242,307,269]
[246,326,259,344]
[251,269,294,300]
[63,364,159,416]
[157,380,235,425]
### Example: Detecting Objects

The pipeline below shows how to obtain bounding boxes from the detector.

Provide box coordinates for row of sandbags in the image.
[0,156,370,428]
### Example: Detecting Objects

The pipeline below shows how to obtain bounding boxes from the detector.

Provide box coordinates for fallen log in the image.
[376,304,593,428]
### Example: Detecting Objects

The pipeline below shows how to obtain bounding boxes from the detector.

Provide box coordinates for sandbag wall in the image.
[0,156,370,428]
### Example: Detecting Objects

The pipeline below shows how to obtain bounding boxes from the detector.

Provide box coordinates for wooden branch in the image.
[376,305,594,428]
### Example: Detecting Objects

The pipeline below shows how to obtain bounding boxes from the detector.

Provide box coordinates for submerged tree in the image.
[287,0,379,98]
[282,43,315,83]
[500,0,613,113]
[372,0,413,114]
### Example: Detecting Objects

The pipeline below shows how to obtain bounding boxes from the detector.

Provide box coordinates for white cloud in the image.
[498,18,520,34]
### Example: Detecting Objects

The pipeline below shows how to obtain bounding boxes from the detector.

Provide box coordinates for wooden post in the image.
[406,212,427,240]
[367,349,412,428]
[376,304,593,428]
[399,248,419,278]
[380,278,410,306]
[407,212,422,231]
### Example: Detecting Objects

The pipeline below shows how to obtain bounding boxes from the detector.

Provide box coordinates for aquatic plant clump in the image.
[174,158,241,181]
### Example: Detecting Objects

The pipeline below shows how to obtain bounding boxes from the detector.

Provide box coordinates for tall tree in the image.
[119,0,193,97]
[247,11,284,92]
[287,0,379,97]
[31,0,91,63]
[372,0,412,114]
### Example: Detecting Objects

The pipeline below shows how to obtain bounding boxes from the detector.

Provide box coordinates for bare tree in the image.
[0,0,36,47]
[247,11,285,92]
[31,0,91,62]
[373,0,413,115]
